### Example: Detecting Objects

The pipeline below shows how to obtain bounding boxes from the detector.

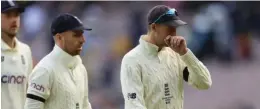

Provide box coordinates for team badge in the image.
[21,55,25,65]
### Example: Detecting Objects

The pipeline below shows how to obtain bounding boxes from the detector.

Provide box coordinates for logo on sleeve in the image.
[127,93,136,99]
[76,103,79,109]
[30,83,45,92]
[1,56,4,62]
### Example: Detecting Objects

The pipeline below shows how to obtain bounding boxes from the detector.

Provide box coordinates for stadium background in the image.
[15,1,260,109]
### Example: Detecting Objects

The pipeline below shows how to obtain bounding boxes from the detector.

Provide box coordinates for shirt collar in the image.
[139,35,160,55]
[51,45,82,69]
[1,38,20,52]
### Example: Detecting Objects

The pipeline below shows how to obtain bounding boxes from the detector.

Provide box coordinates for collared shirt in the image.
[1,38,33,109]
[24,45,91,109]
[121,35,212,109]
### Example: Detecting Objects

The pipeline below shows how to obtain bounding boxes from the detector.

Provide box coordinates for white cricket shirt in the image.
[121,35,212,109]
[24,45,91,109]
[1,38,33,109]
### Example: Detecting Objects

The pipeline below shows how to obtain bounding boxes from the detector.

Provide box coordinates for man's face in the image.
[1,9,21,37]
[60,30,86,56]
[153,24,176,47]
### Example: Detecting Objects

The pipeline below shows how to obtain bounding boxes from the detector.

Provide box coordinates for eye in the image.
[72,30,84,37]
[73,34,81,37]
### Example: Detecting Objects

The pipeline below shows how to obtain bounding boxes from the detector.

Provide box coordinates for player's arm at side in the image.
[26,45,33,76]
[81,65,92,109]
[179,49,212,90]
[25,45,33,90]
[120,56,147,109]
[24,67,53,109]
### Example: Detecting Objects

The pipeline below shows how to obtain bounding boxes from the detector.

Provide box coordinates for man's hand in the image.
[164,35,188,55]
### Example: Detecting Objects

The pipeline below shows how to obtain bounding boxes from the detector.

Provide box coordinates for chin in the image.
[8,32,18,37]
[75,51,82,56]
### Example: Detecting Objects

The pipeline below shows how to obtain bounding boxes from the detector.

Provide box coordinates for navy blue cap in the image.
[148,5,187,27]
[1,0,24,13]
[51,13,92,36]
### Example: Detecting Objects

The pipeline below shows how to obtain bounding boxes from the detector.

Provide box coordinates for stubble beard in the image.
[2,28,17,38]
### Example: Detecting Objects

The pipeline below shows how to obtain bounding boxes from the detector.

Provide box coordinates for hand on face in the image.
[164,35,188,55]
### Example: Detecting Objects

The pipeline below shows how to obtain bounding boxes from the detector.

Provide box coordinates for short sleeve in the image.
[26,67,53,103]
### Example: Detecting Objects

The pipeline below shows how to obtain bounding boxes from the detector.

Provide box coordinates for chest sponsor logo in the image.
[162,83,173,104]
[30,83,45,92]
[1,75,26,84]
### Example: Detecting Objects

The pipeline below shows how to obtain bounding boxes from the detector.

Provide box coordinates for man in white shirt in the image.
[121,5,212,109]
[24,13,92,109]
[1,1,33,109]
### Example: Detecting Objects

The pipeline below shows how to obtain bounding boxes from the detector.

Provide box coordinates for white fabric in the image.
[1,38,33,109]
[24,98,44,109]
[120,35,212,109]
[24,45,91,109]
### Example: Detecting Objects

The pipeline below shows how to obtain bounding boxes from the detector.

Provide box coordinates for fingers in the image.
[170,37,175,48]
[170,36,178,47]
[176,37,183,47]
[164,35,171,46]
[165,36,185,48]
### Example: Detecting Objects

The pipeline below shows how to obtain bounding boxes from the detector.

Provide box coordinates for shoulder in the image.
[17,41,32,59]
[78,64,87,72]
[29,64,52,81]
[33,54,54,74]
[122,45,142,64]
[18,41,31,53]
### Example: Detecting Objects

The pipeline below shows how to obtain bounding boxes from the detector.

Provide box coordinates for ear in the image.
[54,33,62,42]
[151,23,157,31]
[57,33,63,40]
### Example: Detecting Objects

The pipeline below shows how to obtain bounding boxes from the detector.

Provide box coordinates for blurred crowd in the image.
[16,1,260,109]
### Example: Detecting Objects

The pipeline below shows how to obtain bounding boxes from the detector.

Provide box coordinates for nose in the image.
[80,35,86,44]
[11,18,18,24]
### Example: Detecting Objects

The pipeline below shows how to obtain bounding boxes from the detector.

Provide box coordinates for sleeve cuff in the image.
[180,49,200,66]
[26,93,46,103]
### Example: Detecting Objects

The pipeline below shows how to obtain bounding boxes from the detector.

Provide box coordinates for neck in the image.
[145,32,163,51]
[2,32,16,48]
[56,42,75,56]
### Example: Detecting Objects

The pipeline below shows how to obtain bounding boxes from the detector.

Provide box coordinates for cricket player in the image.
[121,5,212,109]
[1,1,33,109]
[24,13,92,109]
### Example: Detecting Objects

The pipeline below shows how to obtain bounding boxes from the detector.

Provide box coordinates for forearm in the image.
[181,49,212,89]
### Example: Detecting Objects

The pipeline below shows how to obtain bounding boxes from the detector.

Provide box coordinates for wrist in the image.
[179,48,188,56]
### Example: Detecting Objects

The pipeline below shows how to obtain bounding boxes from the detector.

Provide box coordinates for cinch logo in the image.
[1,75,26,84]
[30,83,45,92]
